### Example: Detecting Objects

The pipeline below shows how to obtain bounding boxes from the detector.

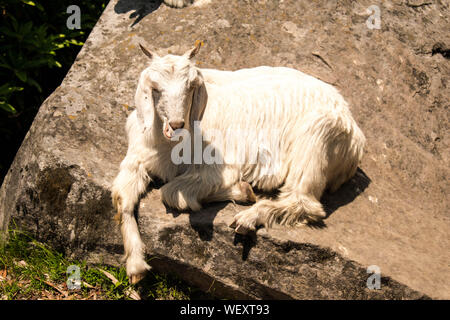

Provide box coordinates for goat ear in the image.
[189,81,208,127]
[185,40,203,60]
[139,43,155,60]
[135,77,155,131]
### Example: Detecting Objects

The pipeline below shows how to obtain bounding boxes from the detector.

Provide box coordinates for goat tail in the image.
[258,193,326,228]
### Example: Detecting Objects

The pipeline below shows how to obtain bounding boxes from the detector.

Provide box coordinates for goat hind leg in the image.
[229,193,325,235]
[232,140,331,232]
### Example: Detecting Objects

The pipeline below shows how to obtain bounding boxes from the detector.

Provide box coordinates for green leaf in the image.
[14,70,27,82]
[26,77,42,92]
[35,2,44,11]
[21,1,36,6]
[10,15,19,32]
[0,63,14,71]
[0,26,19,39]
[62,39,84,47]
[22,21,33,35]
[0,85,24,97]
[0,101,17,114]
[15,87,24,92]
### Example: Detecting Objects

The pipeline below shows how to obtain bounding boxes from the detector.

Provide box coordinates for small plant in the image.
[0,0,107,181]
[0,229,211,300]
[0,0,87,113]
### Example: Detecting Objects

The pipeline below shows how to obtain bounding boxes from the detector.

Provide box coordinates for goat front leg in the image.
[112,153,152,284]
[204,181,257,204]
[160,166,256,211]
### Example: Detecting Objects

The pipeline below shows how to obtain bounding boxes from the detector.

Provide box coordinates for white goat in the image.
[111,43,366,283]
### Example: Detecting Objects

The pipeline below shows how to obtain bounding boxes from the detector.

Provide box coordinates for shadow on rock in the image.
[165,201,229,242]
[114,0,163,27]
[321,167,371,218]
[162,167,370,260]
[233,231,258,261]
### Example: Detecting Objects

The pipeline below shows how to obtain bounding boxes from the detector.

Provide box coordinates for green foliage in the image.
[0,84,22,113]
[0,0,107,181]
[0,229,210,300]
[0,0,95,113]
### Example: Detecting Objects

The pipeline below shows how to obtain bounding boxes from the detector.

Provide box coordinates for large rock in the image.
[0,0,448,299]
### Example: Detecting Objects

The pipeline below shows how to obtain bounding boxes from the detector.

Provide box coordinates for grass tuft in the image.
[0,229,213,300]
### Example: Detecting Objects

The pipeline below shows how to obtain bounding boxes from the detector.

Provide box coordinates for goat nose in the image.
[169,120,185,130]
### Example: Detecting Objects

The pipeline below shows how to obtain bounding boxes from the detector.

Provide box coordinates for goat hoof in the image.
[129,272,147,284]
[235,224,252,235]
[229,219,237,229]
[238,181,256,203]
[230,209,258,234]
[126,257,150,284]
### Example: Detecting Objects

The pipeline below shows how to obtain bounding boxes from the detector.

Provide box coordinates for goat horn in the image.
[139,43,154,59]
[186,40,203,59]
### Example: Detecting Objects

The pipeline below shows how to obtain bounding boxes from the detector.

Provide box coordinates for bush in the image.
[0,0,107,182]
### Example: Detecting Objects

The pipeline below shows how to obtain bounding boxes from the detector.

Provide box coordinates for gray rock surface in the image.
[0,0,448,299]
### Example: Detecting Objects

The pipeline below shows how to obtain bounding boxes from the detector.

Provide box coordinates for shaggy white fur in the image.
[111,43,365,283]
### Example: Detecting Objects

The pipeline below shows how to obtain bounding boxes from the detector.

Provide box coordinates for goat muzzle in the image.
[163,119,185,139]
